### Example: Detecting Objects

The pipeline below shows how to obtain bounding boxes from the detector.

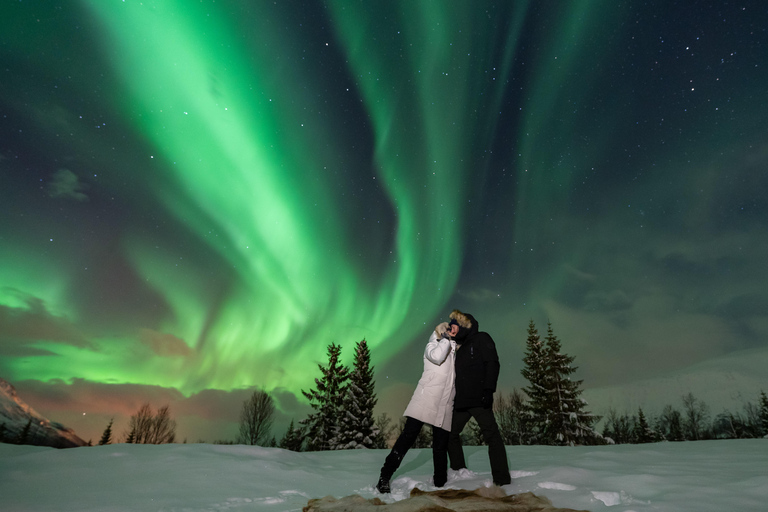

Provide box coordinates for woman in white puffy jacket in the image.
[375,319,462,493]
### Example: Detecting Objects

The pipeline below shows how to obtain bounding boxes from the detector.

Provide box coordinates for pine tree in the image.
[520,320,548,443]
[125,426,136,444]
[540,322,600,446]
[333,339,379,449]
[759,390,768,437]
[372,413,394,449]
[0,422,6,443]
[99,418,114,446]
[16,419,33,445]
[603,409,633,444]
[494,389,530,445]
[300,343,350,451]
[633,408,658,443]
[462,418,484,446]
[278,419,305,451]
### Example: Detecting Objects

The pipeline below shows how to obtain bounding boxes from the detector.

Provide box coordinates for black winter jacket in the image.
[452,315,501,410]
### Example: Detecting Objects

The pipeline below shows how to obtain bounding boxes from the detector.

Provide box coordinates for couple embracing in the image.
[375,309,511,493]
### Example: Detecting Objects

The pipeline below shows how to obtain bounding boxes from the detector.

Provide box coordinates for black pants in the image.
[447,406,511,485]
[379,416,450,487]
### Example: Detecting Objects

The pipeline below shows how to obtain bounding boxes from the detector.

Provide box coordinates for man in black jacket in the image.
[446,309,511,486]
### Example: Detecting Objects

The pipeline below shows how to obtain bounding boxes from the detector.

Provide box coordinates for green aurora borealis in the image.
[2,1,768,441]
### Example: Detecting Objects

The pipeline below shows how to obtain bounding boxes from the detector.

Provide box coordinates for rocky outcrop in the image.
[303,486,589,512]
[0,378,86,448]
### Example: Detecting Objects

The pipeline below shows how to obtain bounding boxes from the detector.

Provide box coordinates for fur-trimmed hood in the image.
[450,309,478,343]
[449,309,473,329]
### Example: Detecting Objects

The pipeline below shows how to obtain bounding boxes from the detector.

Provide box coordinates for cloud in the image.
[177,388,252,422]
[11,379,310,444]
[0,289,90,353]
[47,168,88,201]
[456,287,504,303]
[139,328,193,357]
[583,289,633,312]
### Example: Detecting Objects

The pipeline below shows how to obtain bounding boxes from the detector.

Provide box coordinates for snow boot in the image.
[375,476,391,494]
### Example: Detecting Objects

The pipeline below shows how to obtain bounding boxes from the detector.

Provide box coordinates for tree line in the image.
[49,319,768,449]
[492,320,768,445]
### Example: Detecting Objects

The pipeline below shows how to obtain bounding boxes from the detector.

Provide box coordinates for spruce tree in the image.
[520,320,548,443]
[16,419,33,445]
[494,389,530,445]
[540,322,600,445]
[462,418,484,446]
[759,390,768,437]
[333,339,379,449]
[603,409,633,444]
[372,413,394,449]
[633,408,658,443]
[278,419,304,451]
[99,418,114,446]
[300,342,349,451]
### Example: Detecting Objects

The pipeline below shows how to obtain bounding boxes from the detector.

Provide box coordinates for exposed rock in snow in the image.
[303,486,589,512]
[0,378,86,448]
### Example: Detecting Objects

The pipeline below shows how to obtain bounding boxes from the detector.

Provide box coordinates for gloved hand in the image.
[434,322,450,338]
[481,389,494,409]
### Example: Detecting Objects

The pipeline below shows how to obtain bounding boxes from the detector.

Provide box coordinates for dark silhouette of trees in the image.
[98,418,114,446]
[633,408,660,443]
[601,390,768,444]
[520,320,600,445]
[495,389,529,445]
[372,412,395,449]
[334,339,378,449]
[301,343,349,451]
[278,419,304,451]
[461,418,485,446]
[520,320,548,444]
[125,403,176,444]
[602,408,634,444]
[16,419,33,445]
[541,322,600,445]
[656,405,684,441]
[238,389,275,446]
[681,392,710,440]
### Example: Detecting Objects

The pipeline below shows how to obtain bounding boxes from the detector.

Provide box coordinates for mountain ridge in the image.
[0,378,87,448]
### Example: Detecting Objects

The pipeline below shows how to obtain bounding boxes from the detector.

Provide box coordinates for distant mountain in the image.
[0,378,87,448]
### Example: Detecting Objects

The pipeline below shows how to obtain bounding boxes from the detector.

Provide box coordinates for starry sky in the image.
[2,1,767,443]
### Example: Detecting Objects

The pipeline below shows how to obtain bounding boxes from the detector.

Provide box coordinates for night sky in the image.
[2,1,767,443]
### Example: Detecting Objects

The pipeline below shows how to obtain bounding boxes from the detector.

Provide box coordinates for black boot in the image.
[376,447,404,494]
[375,476,391,493]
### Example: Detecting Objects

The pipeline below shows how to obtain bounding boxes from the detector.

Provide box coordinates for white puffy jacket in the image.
[402,331,457,430]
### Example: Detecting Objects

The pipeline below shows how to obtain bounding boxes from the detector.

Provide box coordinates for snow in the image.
[0,379,86,449]
[1,439,766,511]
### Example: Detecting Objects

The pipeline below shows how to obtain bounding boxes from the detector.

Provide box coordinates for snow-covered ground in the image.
[1,439,766,511]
